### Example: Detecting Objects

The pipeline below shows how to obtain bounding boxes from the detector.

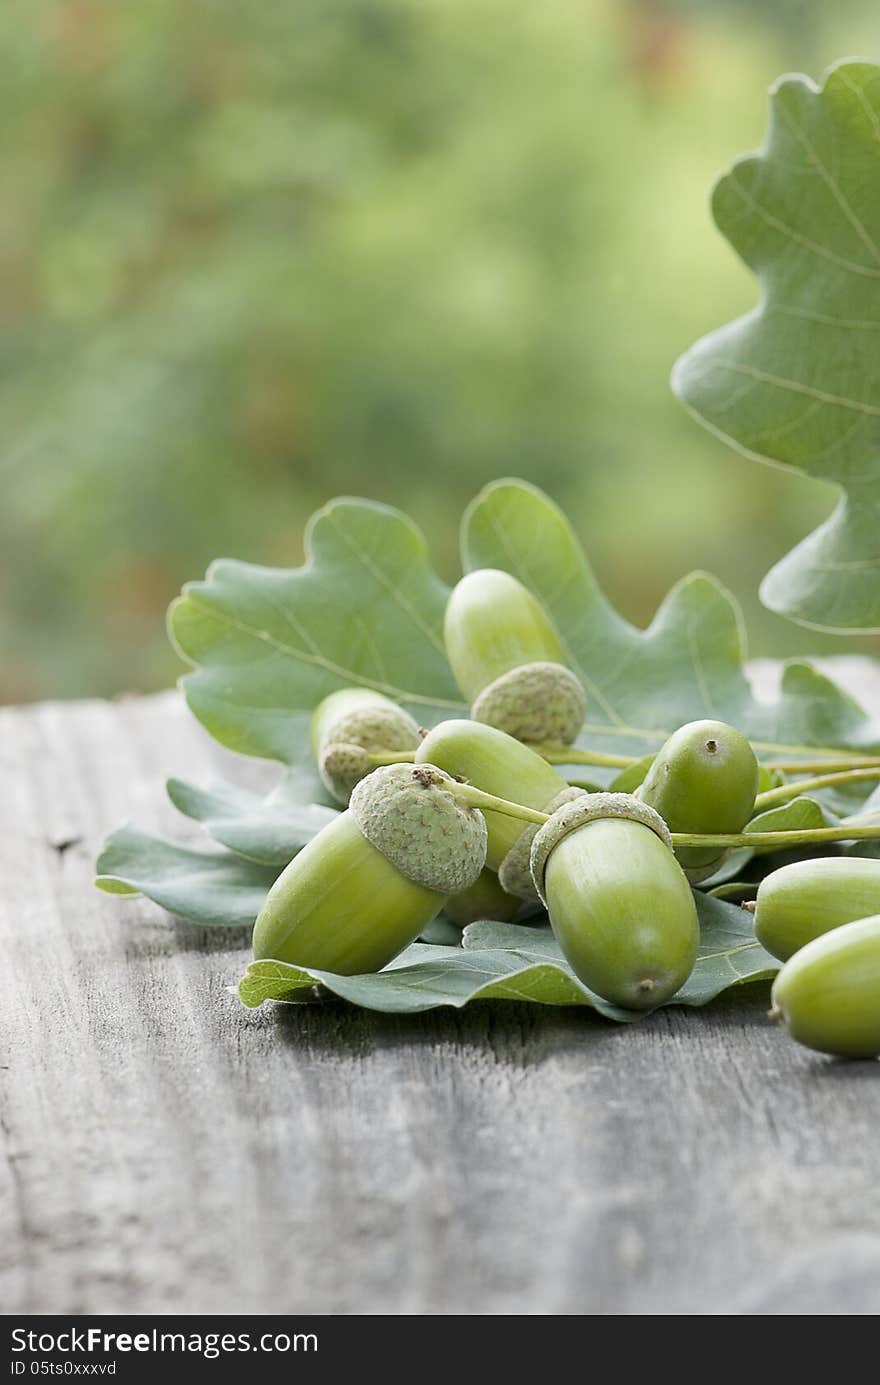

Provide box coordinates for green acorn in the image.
[530,793,699,1010]
[415,718,584,899]
[752,857,880,961]
[637,719,759,882]
[252,763,487,974]
[770,915,880,1059]
[311,688,421,805]
[444,569,586,745]
[444,869,520,927]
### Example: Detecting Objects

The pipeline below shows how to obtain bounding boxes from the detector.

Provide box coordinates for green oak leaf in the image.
[169,497,463,774]
[464,892,777,1005]
[702,796,842,879]
[169,479,880,781]
[166,775,337,866]
[94,823,511,936]
[98,478,880,943]
[700,848,754,887]
[844,838,880,860]
[747,796,839,834]
[462,479,880,765]
[672,59,880,632]
[238,946,611,1016]
[608,755,655,793]
[95,825,278,926]
[707,882,757,904]
[842,797,880,858]
[238,893,777,1020]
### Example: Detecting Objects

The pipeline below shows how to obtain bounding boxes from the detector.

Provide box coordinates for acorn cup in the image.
[252,763,487,975]
[530,793,700,1010]
[752,856,880,961]
[444,569,586,745]
[310,688,421,805]
[637,719,759,882]
[770,914,880,1059]
[415,718,584,900]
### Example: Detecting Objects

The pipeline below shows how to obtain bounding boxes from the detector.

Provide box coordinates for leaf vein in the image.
[774,304,880,331]
[711,360,880,417]
[778,99,880,265]
[726,173,880,278]
[184,594,464,709]
[326,511,448,657]
[840,70,880,144]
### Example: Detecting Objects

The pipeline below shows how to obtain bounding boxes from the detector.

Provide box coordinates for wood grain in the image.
[2,663,880,1315]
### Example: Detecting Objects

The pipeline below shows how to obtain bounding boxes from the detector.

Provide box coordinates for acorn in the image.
[752,857,880,961]
[637,719,759,882]
[444,569,586,745]
[444,869,520,927]
[252,763,487,974]
[530,793,699,1010]
[310,688,421,805]
[770,915,880,1059]
[415,718,584,900]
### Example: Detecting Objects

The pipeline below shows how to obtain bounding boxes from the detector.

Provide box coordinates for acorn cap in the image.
[530,792,673,906]
[472,662,586,746]
[314,694,421,804]
[350,762,488,894]
[319,742,380,806]
[322,701,421,754]
[498,785,587,902]
[312,688,402,755]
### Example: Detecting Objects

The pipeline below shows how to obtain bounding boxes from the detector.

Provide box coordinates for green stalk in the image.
[446,781,880,842]
[751,742,880,764]
[369,750,417,766]
[754,766,880,811]
[578,720,880,763]
[672,825,880,850]
[541,741,880,777]
[535,743,637,770]
[435,758,880,853]
[443,773,880,852]
[446,781,550,827]
[765,756,880,774]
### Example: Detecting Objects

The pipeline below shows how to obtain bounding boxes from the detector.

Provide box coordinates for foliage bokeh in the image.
[3,0,879,702]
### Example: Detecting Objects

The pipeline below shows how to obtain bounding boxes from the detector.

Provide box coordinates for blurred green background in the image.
[3,0,879,704]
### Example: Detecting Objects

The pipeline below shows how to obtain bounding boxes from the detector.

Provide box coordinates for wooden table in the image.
[3,662,880,1316]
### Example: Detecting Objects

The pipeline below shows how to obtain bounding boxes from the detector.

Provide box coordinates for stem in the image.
[754,766,880,811]
[370,750,416,766]
[752,741,880,762]
[535,743,637,770]
[448,781,550,827]
[672,825,880,850]
[579,720,880,763]
[444,770,880,850]
[542,742,880,777]
[765,756,880,774]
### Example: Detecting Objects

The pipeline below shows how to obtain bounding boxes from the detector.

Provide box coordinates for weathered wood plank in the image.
[1,665,880,1315]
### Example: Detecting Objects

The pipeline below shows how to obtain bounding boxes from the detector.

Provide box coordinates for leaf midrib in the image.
[183,592,465,710]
